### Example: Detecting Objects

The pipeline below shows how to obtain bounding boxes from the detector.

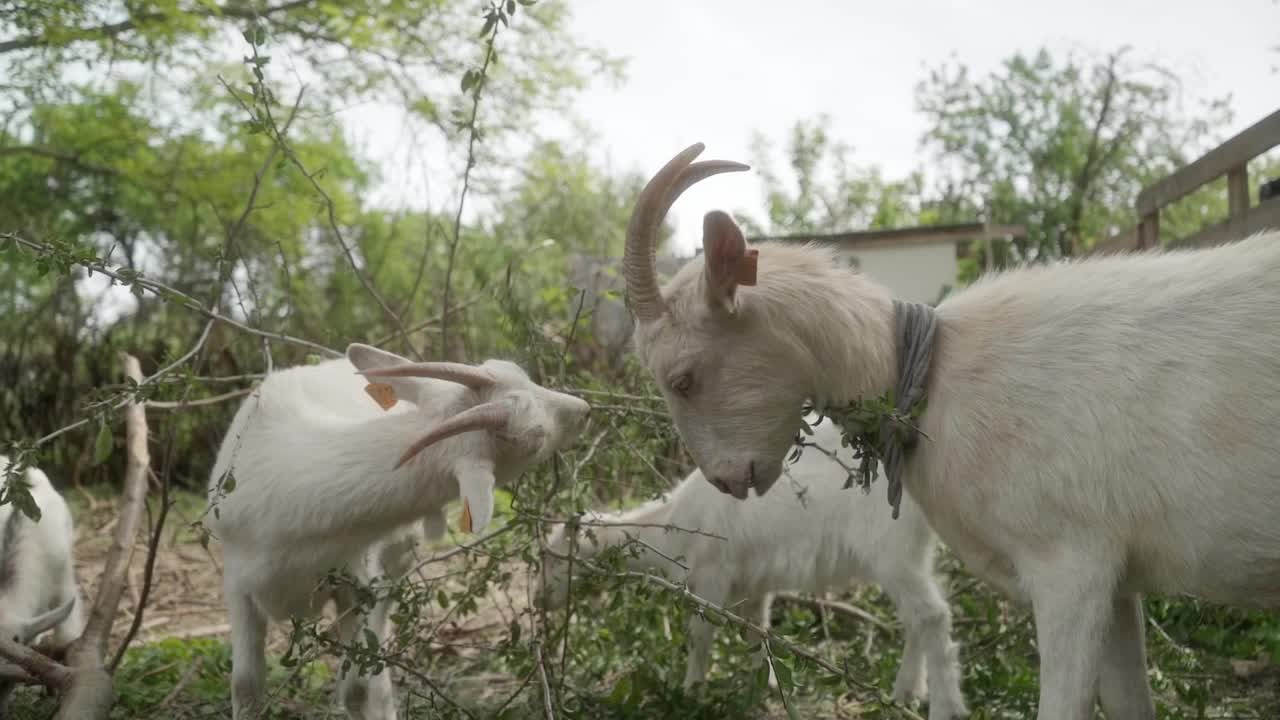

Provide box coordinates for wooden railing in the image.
[1133,107,1280,250]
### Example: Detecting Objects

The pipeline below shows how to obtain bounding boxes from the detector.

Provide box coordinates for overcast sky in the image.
[348,1,1279,256]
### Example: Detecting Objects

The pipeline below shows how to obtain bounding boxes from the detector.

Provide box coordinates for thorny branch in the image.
[541,548,925,718]
[441,5,504,357]
[1,232,341,358]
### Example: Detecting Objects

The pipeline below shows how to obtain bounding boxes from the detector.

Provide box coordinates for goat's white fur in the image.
[0,456,86,685]
[621,145,1280,720]
[207,344,589,720]
[538,417,968,719]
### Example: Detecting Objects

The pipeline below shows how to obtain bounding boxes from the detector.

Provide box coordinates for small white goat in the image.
[617,144,1280,720]
[207,343,590,720]
[538,416,968,719]
[0,455,86,658]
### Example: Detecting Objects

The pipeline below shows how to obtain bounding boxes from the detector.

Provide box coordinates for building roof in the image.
[750,221,1026,257]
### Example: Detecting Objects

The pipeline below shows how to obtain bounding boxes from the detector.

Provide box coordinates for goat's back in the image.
[920,230,1280,605]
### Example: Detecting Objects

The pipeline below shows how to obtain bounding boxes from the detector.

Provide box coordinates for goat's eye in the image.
[671,374,693,398]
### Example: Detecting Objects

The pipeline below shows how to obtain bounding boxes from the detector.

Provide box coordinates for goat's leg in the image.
[228,592,269,720]
[1097,593,1156,720]
[683,579,728,690]
[879,569,968,719]
[333,587,398,720]
[365,592,399,720]
[1025,556,1115,720]
[683,614,716,690]
[736,594,778,690]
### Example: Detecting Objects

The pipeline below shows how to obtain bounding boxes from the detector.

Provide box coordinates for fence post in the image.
[1227,165,1250,218]
[1137,212,1160,249]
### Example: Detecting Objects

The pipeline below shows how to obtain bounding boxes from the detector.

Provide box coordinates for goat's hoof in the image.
[926,698,970,720]
[891,677,926,705]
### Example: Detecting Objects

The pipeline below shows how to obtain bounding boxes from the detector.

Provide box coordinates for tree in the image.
[915,46,1233,269]
[0,0,617,482]
[737,115,928,237]
[0,4,627,715]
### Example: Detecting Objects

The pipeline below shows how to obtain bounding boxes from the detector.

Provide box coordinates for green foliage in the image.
[916,46,1233,273]
[738,114,932,237]
[790,392,928,498]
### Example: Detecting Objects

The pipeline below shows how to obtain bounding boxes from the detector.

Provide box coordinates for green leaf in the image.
[772,656,794,689]
[93,420,113,465]
[363,628,379,650]
[7,484,42,522]
[607,673,632,704]
[461,69,479,93]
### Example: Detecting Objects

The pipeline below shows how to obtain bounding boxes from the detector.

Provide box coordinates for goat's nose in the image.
[708,475,749,500]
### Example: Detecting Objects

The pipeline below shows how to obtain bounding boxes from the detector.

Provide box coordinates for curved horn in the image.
[624,144,750,324]
[359,362,495,390]
[20,597,75,643]
[395,402,511,469]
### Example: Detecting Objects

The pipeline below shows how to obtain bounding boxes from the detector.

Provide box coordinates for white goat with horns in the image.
[0,455,86,708]
[207,343,590,720]
[616,142,1280,720]
[538,415,968,719]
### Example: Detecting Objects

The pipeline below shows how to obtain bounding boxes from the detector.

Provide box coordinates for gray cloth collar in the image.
[880,299,938,519]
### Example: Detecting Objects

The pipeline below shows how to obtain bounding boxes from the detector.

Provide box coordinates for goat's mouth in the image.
[750,460,782,497]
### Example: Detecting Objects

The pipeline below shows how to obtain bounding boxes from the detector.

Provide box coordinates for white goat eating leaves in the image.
[0,456,86,708]
[206,343,589,720]
[538,416,968,719]
[617,143,1280,720]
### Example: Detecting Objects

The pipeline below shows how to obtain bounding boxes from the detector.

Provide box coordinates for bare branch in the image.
[1,232,341,358]
[53,353,152,719]
[145,387,253,410]
[533,640,556,720]
[442,21,502,357]
[0,661,38,685]
[773,592,894,633]
[0,638,71,690]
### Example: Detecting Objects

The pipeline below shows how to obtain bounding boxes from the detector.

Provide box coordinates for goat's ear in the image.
[347,343,420,406]
[454,459,496,535]
[701,210,756,317]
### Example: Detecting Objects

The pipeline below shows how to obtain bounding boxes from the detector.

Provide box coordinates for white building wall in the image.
[834,241,958,305]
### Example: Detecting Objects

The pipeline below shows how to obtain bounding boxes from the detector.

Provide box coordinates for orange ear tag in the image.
[459,498,474,534]
[736,249,759,286]
[364,382,398,410]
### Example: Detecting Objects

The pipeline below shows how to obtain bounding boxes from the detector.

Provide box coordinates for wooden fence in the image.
[1089,107,1280,255]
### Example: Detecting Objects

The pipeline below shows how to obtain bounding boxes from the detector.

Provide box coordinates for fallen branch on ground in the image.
[773,592,894,633]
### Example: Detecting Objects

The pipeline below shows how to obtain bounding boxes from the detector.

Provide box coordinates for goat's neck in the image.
[767,268,898,412]
[298,411,475,540]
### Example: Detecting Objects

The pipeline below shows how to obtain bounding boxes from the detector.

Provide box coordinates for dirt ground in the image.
[70,488,525,659]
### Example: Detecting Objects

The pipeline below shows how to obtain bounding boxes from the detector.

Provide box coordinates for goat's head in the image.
[346,344,591,527]
[0,597,75,648]
[622,144,829,500]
